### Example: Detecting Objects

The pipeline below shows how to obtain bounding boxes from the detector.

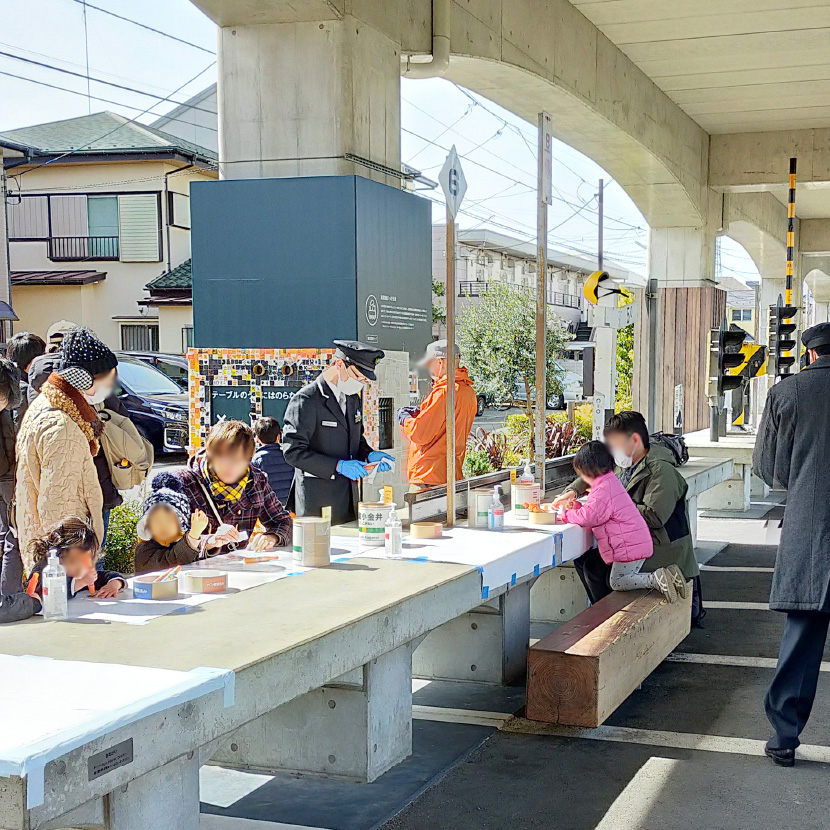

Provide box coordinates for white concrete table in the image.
[0,656,233,830]
[684,429,757,512]
[0,558,480,801]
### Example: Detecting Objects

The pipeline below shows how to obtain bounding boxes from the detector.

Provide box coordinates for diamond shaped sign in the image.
[439,145,467,219]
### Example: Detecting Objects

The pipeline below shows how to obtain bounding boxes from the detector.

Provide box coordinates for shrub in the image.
[467,427,524,473]
[103,500,141,575]
[504,410,591,456]
[463,446,493,478]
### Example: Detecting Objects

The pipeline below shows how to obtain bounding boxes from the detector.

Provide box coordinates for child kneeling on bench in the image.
[560,441,680,603]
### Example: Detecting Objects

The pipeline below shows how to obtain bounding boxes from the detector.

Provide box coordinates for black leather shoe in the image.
[765,745,795,767]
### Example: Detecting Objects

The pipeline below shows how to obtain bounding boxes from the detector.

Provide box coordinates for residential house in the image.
[141,258,194,354]
[720,275,759,339]
[0,111,216,351]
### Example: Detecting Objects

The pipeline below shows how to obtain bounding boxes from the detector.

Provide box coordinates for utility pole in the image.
[598,178,604,272]
[536,112,552,493]
[439,147,466,526]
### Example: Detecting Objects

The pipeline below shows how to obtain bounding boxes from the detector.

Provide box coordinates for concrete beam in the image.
[801,218,830,254]
[720,191,789,279]
[195,0,709,227]
[710,128,830,189]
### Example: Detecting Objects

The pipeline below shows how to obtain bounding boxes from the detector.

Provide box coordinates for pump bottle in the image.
[42,549,68,621]
[385,503,403,558]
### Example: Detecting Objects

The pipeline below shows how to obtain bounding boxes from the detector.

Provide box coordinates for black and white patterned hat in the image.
[136,473,191,541]
[59,327,118,379]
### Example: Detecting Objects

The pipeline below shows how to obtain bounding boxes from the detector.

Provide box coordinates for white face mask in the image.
[84,384,113,405]
[612,447,634,469]
[337,376,364,397]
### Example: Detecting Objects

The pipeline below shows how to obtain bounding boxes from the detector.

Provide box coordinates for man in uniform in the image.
[754,322,830,767]
[283,340,393,525]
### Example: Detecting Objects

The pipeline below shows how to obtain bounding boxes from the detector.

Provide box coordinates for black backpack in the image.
[650,432,689,466]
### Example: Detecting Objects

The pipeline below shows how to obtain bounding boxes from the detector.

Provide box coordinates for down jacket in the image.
[15,394,104,573]
[563,471,654,565]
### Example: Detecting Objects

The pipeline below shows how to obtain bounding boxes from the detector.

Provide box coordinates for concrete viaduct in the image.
[189,0,830,430]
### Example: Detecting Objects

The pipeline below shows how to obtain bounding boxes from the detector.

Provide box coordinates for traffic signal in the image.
[767,297,798,378]
[707,327,748,399]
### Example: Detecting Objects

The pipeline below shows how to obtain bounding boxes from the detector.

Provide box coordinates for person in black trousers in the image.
[754,322,830,767]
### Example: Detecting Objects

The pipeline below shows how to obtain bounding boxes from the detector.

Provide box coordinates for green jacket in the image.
[569,445,698,579]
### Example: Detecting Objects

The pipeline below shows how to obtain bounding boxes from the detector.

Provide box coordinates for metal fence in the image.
[458,280,581,308]
[49,236,119,261]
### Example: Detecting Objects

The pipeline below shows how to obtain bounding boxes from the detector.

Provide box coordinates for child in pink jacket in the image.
[561,441,679,602]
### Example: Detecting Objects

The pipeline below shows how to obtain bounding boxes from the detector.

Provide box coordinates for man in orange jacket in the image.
[398,341,477,489]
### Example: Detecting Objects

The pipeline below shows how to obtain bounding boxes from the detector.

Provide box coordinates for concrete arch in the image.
[439,0,708,230]
[720,192,788,281]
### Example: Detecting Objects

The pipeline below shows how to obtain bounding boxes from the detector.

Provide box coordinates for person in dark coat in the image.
[0,360,22,596]
[252,417,293,504]
[753,322,830,767]
[282,341,393,526]
[5,331,45,428]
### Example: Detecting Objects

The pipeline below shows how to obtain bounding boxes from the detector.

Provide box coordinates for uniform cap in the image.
[333,340,384,380]
[802,322,830,350]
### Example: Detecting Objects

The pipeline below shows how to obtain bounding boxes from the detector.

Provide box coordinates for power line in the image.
[0,69,218,133]
[68,0,215,55]
[0,51,218,118]
[9,60,216,181]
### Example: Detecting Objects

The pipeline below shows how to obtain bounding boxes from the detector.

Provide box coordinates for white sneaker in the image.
[652,567,678,603]
[667,564,688,600]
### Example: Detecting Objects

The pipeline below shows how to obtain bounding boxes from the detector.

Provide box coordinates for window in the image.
[731,308,752,322]
[6,195,48,239]
[156,358,189,388]
[116,359,181,395]
[121,323,159,352]
[167,191,191,229]
[87,196,119,258]
[182,325,194,352]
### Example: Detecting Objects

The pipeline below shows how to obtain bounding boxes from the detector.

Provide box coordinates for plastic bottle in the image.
[519,460,534,485]
[385,503,402,558]
[42,549,68,621]
[488,485,505,530]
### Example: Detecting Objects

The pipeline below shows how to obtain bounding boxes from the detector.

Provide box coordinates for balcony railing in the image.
[49,236,119,261]
[459,280,581,308]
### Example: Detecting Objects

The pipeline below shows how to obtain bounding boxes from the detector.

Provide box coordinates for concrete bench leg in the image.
[698,463,751,512]
[530,565,588,624]
[41,753,201,830]
[210,643,413,783]
[412,582,531,685]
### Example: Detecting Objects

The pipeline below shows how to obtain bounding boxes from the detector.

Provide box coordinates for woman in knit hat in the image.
[15,327,118,574]
[133,473,209,574]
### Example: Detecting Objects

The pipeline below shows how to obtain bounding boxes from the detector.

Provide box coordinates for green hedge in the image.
[102,500,141,575]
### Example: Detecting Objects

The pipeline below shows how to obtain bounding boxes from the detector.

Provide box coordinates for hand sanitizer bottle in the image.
[42,548,68,620]
[520,460,534,485]
[488,485,505,530]
[385,503,402,558]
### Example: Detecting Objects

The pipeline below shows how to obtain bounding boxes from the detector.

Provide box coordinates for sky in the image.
[0,0,759,284]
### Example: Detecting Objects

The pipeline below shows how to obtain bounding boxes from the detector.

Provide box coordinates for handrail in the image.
[403,455,577,522]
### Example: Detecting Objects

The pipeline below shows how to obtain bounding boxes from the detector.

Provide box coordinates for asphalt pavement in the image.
[196,495,830,830]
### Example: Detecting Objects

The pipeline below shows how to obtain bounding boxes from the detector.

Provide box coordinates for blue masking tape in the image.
[511,573,517,586]
[533,564,540,577]
[482,586,489,599]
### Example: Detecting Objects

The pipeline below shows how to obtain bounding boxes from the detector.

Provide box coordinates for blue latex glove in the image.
[368,450,394,472]
[397,406,419,426]
[336,459,369,480]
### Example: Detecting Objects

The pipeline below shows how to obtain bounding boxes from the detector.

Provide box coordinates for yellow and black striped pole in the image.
[786,157,797,308]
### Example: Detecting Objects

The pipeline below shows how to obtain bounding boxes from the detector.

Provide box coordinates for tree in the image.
[616,289,634,410]
[432,278,446,326]
[458,282,572,418]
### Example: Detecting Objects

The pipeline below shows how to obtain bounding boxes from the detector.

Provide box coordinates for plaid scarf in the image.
[205,464,250,503]
[41,373,103,455]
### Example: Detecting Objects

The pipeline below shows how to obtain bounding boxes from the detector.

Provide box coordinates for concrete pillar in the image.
[217,16,401,181]
[210,643,413,783]
[530,563,588,624]
[635,226,719,433]
[815,301,830,324]
[413,582,531,685]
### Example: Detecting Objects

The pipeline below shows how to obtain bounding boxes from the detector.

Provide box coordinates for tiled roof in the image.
[11,270,106,286]
[147,258,192,290]
[0,112,216,163]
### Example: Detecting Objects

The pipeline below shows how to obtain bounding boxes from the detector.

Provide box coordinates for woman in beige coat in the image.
[16,328,117,572]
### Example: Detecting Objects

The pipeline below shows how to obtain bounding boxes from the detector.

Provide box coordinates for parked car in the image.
[114,355,189,454]
[124,351,189,390]
[512,363,585,410]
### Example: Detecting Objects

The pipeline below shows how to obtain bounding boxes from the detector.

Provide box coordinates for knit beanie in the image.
[58,327,118,382]
[136,472,192,541]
